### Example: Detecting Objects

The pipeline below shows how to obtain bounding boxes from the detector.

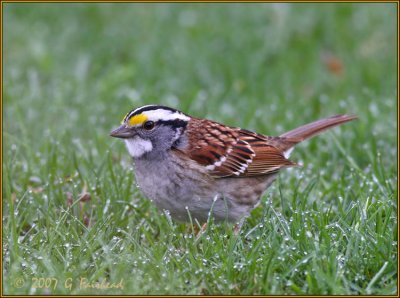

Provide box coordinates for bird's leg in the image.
[233,218,246,236]
[194,222,208,240]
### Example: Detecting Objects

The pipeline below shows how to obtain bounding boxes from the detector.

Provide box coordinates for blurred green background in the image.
[3,3,397,295]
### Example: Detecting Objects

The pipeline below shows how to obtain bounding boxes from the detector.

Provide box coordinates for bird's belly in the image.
[134,166,229,222]
[133,158,277,223]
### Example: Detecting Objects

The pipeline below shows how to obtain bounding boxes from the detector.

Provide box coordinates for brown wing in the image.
[229,129,296,177]
[184,119,296,178]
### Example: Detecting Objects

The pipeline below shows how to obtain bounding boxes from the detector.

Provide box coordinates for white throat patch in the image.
[124,136,153,158]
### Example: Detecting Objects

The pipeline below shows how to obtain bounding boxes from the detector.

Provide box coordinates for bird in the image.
[110,104,356,224]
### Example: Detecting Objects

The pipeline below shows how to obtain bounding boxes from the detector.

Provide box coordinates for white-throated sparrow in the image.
[110,105,356,223]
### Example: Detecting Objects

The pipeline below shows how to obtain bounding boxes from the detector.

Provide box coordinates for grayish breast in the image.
[133,151,277,223]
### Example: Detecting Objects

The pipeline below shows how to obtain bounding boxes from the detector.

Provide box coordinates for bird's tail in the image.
[279,114,357,152]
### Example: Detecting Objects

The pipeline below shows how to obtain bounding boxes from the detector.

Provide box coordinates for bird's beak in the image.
[110,125,135,139]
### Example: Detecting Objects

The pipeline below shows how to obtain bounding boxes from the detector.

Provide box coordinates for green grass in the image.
[2,3,397,295]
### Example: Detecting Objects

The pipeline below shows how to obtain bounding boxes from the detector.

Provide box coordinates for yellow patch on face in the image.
[126,113,148,126]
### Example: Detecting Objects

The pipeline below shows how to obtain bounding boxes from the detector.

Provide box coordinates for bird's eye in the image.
[143,121,155,130]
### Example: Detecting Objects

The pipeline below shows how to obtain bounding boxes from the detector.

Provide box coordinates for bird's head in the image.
[110,105,189,159]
